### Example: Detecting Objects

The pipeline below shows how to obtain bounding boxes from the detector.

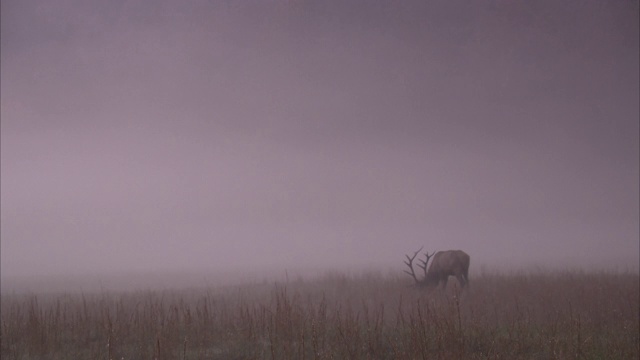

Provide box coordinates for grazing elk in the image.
[404,247,470,289]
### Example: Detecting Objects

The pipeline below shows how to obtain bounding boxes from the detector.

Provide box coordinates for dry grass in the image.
[1,269,638,359]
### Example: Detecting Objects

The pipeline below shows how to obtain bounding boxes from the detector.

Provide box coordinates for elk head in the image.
[403,247,435,286]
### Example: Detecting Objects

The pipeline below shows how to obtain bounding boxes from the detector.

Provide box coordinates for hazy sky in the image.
[2,0,638,278]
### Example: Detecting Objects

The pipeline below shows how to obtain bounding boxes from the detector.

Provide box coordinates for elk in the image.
[404,247,470,289]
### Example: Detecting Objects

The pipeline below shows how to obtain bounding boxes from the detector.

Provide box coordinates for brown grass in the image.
[1,269,638,359]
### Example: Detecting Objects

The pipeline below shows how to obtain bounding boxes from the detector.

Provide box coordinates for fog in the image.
[2,1,638,288]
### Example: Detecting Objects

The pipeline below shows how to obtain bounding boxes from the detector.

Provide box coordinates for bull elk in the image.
[403,247,470,289]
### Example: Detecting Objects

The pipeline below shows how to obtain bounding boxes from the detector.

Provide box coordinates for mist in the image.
[2,0,638,286]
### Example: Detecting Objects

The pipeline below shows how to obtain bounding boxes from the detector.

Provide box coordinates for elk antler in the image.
[416,251,435,278]
[403,247,424,284]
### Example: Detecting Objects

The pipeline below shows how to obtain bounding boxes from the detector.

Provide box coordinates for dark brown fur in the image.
[422,250,470,288]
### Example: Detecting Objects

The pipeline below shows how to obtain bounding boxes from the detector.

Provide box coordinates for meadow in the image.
[1,269,638,359]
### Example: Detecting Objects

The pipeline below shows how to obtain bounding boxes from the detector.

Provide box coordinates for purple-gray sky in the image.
[2,0,638,278]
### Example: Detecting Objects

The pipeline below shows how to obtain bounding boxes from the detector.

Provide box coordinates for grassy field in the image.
[1,269,638,359]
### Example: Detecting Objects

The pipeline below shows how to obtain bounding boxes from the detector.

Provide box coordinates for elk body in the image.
[404,248,470,289]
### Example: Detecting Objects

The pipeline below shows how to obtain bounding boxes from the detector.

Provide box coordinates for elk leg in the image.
[456,274,466,288]
[441,276,448,289]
